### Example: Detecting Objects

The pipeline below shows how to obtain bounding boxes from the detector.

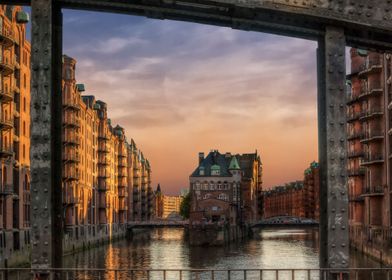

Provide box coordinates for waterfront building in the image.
[347,50,392,263]
[154,184,164,218]
[263,181,304,218]
[189,150,262,225]
[0,6,31,267]
[303,162,320,221]
[263,162,319,221]
[59,55,154,252]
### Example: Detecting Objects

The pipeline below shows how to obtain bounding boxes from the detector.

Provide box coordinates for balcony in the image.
[360,131,384,143]
[0,143,13,158]
[0,90,13,103]
[348,167,366,177]
[359,108,384,120]
[349,193,364,202]
[63,189,79,205]
[0,29,14,48]
[118,188,126,197]
[118,168,127,178]
[0,58,14,76]
[98,156,109,166]
[118,158,127,168]
[63,115,80,128]
[98,170,110,178]
[63,100,80,111]
[63,134,80,146]
[361,154,384,166]
[98,181,109,192]
[98,134,110,141]
[347,132,364,141]
[0,115,13,131]
[362,185,384,196]
[119,200,127,211]
[347,111,364,123]
[359,57,383,77]
[0,184,13,196]
[348,151,364,159]
[63,170,80,181]
[98,143,110,153]
[63,153,80,163]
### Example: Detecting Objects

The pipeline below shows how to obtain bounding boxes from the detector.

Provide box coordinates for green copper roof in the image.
[76,84,85,92]
[357,49,368,57]
[229,156,241,170]
[16,11,29,24]
[211,164,220,170]
[310,161,319,168]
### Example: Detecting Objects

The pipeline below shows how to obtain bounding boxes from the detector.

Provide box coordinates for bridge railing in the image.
[1,268,391,280]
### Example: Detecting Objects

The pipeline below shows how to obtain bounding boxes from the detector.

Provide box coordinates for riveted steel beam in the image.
[55,0,392,51]
[318,26,349,278]
[31,0,63,277]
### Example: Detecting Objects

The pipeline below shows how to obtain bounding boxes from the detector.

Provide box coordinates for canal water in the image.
[59,227,384,279]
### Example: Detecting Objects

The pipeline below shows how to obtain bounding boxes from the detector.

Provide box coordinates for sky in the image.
[27,8,321,195]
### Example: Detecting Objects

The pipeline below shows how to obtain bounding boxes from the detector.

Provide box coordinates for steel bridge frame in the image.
[3,0,392,279]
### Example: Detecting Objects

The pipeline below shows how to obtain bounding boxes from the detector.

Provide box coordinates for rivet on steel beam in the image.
[331,208,336,213]
[341,208,346,212]
[332,244,336,248]
[341,225,346,230]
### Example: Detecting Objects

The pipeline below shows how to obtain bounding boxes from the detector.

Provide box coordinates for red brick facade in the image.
[263,162,319,221]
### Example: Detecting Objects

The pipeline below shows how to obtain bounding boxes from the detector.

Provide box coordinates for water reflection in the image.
[7,227,387,279]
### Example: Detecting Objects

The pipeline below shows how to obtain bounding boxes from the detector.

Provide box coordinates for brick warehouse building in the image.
[61,55,153,253]
[0,23,154,265]
[347,49,392,263]
[0,6,31,267]
[189,150,262,225]
[263,162,320,221]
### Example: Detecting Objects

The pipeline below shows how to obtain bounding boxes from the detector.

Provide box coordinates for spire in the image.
[156,183,161,193]
[229,156,240,170]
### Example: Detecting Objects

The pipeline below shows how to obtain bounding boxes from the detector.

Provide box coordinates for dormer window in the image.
[199,166,205,176]
[211,164,220,176]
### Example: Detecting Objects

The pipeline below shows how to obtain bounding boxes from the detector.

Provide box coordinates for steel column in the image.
[318,26,349,277]
[31,0,63,276]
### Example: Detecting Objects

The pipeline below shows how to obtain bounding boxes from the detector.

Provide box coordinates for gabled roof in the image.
[190,150,262,178]
[190,151,232,177]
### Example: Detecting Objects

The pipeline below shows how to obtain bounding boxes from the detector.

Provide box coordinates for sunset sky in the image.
[30,8,324,195]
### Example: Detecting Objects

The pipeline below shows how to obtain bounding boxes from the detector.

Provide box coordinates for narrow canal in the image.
[60,227,383,279]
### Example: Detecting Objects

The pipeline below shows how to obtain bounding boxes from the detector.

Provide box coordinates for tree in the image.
[180,192,191,219]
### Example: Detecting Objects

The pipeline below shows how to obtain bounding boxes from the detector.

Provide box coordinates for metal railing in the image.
[1,268,392,280]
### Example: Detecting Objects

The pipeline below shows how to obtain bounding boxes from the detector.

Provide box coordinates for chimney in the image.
[199,152,204,164]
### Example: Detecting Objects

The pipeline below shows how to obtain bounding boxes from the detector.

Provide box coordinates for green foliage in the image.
[180,192,191,219]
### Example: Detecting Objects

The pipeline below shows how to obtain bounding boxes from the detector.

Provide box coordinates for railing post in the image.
[318,26,349,279]
[30,0,63,278]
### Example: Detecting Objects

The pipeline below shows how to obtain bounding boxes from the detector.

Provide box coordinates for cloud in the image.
[63,10,320,194]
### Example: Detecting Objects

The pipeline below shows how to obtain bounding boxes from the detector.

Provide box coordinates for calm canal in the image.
[59,227,384,279]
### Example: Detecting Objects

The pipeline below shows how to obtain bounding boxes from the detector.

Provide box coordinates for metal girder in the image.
[55,0,392,50]
[30,0,63,277]
[318,26,349,276]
